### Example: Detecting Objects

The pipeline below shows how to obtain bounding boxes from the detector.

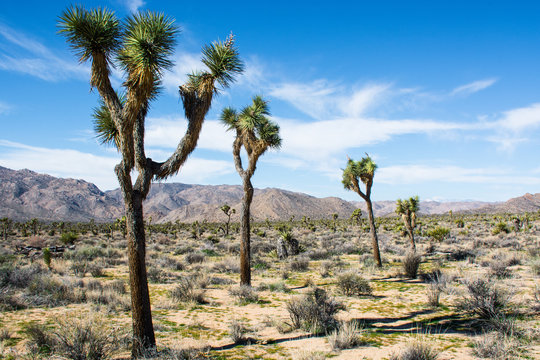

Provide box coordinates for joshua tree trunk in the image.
[403,216,416,252]
[117,169,154,357]
[365,199,382,267]
[240,176,253,286]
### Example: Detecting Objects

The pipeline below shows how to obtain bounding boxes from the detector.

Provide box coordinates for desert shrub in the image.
[288,257,310,272]
[65,246,106,262]
[328,321,365,350]
[212,258,240,273]
[459,277,510,321]
[71,262,87,277]
[60,232,78,245]
[5,263,45,288]
[390,341,439,360]
[170,276,206,304]
[43,248,51,268]
[472,332,517,359]
[492,222,510,235]
[24,322,55,355]
[319,261,332,278]
[427,227,450,242]
[447,248,476,262]
[147,267,167,284]
[209,276,234,286]
[104,279,127,294]
[53,316,121,360]
[228,320,249,344]
[402,252,421,279]
[286,287,345,334]
[306,249,331,260]
[336,272,372,296]
[532,258,540,276]
[489,261,512,279]
[88,262,105,278]
[228,285,259,304]
[25,275,82,307]
[184,252,205,264]
[257,281,291,293]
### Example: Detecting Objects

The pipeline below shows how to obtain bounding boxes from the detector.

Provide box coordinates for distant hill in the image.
[0,166,122,222]
[1,166,536,223]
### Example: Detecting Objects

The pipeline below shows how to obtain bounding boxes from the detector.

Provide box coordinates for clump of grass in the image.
[288,257,310,272]
[328,321,365,350]
[459,277,511,322]
[184,252,205,265]
[286,287,345,334]
[472,332,518,359]
[336,272,372,296]
[257,281,291,293]
[402,252,421,279]
[228,285,259,304]
[170,276,206,304]
[390,341,439,360]
[228,319,250,344]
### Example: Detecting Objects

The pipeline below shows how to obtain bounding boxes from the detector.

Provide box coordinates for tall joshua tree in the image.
[220,96,282,286]
[342,155,382,267]
[59,6,243,356]
[220,204,235,236]
[396,196,420,251]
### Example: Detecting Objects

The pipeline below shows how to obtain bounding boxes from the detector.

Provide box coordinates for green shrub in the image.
[336,272,372,296]
[286,288,345,334]
[427,227,450,242]
[60,232,78,245]
[492,222,510,235]
[43,248,51,269]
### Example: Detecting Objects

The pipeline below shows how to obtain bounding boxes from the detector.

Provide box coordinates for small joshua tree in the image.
[0,218,12,241]
[350,208,363,226]
[396,196,419,251]
[220,204,235,236]
[221,96,282,286]
[342,155,382,267]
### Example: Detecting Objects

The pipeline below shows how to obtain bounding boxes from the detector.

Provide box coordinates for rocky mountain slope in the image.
[1,166,535,223]
[0,166,122,222]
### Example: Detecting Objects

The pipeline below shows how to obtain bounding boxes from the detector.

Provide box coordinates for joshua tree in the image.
[396,196,420,251]
[220,96,282,285]
[220,204,235,236]
[59,6,243,356]
[0,218,12,241]
[350,208,363,226]
[342,155,382,267]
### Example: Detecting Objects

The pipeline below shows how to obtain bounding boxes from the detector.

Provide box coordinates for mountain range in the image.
[1,166,537,223]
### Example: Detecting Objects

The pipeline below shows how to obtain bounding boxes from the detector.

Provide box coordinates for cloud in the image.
[145,118,234,152]
[0,140,234,190]
[161,52,202,94]
[451,78,497,96]
[0,23,89,81]
[377,164,540,186]
[0,140,119,190]
[485,103,540,150]
[124,0,145,12]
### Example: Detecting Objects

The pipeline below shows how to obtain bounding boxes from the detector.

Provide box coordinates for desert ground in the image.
[0,213,539,359]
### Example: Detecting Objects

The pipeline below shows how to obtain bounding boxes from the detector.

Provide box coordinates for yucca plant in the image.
[220,96,282,285]
[342,155,382,267]
[58,6,243,356]
[396,196,420,251]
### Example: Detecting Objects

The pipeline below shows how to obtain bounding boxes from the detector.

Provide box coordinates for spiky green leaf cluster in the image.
[220,95,282,149]
[342,155,377,190]
[202,34,244,88]
[396,196,420,215]
[92,94,126,148]
[118,12,178,85]
[58,6,121,64]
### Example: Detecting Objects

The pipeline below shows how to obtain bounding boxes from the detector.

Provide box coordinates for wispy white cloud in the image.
[145,118,234,152]
[377,164,540,186]
[124,0,145,12]
[0,140,233,190]
[0,140,119,190]
[0,23,89,81]
[451,78,497,96]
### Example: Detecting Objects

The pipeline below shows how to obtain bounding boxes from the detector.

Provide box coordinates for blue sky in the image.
[1,0,540,202]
